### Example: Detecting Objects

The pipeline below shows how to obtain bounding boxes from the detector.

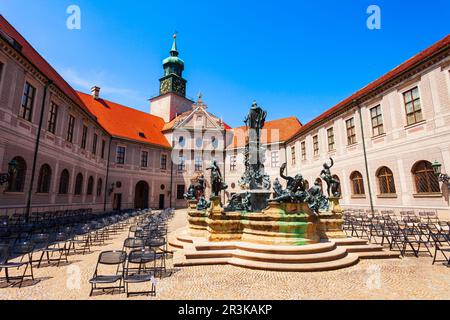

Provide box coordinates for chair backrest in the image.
[146,237,165,248]
[31,233,50,245]
[127,248,157,265]
[0,243,10,264]
[98,250,127,265]
[123,238,145,250]
[55,232,68,242]
[12,241,34,255]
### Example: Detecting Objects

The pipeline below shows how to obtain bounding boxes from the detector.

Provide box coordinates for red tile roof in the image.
[77,92,171,148]
[0,15,96,119]
[289,34,450,142]
[228,116,303,149]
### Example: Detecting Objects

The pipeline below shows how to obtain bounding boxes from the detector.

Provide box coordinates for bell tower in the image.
[150,34,192,122]
[159,34,187,96]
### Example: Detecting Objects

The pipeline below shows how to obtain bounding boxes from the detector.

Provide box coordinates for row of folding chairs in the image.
[89,209,173,298]
[0,209,150,288]
[343,209,450,266]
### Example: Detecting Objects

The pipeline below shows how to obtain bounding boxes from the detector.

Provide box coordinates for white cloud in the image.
[60,67,141,100]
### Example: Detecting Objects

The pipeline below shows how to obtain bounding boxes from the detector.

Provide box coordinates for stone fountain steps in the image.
[227,253,360,272]
[185,247,348,264]
[170,228,399,272]
[195,241,337,255]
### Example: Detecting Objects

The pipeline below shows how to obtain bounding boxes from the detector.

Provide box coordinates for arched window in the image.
[97,178,103,197]
[412,161,440,194]
[211,136,218,149]
[59,169,70,194]
[74,173,83,195]
[7,157,26,192]
[304,180,310,191]
[178,136,185,147]
[37,164,52,193]
[332,175,342,196]
[350,171,365,195]
[87,176,94,195]
[377,167,396,194]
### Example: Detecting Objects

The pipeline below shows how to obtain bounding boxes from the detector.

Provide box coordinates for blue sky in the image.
[0,0,448,127]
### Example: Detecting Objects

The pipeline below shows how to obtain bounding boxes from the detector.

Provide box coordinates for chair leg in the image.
[38,251,45,268]
[18,264,28,288]
[432,246,438,265]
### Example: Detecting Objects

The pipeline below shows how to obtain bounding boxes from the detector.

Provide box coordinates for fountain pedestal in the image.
[187,200,208,237]
[318,197,347,240]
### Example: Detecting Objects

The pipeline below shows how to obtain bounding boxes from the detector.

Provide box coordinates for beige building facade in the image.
[0,16,449,218]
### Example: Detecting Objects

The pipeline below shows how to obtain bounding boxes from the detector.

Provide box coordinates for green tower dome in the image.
[162,34,185,74]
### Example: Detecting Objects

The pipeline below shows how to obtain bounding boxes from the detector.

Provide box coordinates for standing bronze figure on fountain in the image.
[207,160,228,197]
[320,158,341,197]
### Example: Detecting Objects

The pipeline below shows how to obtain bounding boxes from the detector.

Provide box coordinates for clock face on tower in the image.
[160,79,171,95]
[172,77,186,96]
[159,76,186,96]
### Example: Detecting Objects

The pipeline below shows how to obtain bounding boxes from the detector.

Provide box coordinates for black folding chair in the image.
[0,242,34,288]
[429,224,450,267]
[39,232,69,267]
[123,249,157,297]
[89,250,127,296]
[30,233,50,267]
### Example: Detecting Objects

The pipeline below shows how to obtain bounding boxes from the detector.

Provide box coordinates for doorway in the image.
[134,181,150,209]
[159,194,165,210]
[113,193,122,211]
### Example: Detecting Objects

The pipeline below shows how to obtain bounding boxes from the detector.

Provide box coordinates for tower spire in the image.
[170,33,178,56]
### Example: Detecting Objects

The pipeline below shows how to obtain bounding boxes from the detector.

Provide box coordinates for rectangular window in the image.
[313,135,319,157]
[230,155,237,171]
[92,133,98,155]
[177,156,185,172]
[67,115,75,143]
[403,87,423,126]
[271,151,279,168]
[177,185,186,200]
[81,125,88,149]
[370,105,384,136]
[327,128,335,151]
[160,154,167,170]
[291,146,296,165]
[195,157,203,172]
[141,151,149,168]
[101,140,106,159]
[47,102,58,134]
[20,82,36,121]
[301,142,306,160]
[0,62,4,86]
[346,118,356,145]
[116,146,126,165]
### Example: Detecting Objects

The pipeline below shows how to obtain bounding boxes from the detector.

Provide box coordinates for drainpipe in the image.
[169,152,174,209]
[222,129,227,204]
[103,137,112,211]
[356,100,375,214]
[169,134,174,209]
[25,80,53,222]
[284,142,288,176]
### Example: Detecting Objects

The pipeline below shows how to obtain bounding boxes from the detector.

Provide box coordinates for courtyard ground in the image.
[0,209,449,300]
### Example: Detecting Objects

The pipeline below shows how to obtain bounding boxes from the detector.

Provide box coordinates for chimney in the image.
[91,86,100,99]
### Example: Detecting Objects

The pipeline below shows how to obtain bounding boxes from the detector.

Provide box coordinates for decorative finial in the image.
[197,92,204,106]
[171,31,178,55]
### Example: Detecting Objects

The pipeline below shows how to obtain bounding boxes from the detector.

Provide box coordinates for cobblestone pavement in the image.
[0,210,449,300]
